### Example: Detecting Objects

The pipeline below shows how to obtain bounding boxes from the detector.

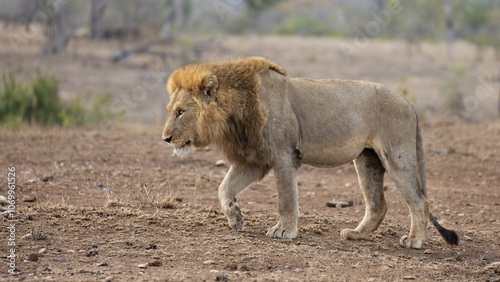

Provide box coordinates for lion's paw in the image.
[266,224,297,239]
[399,235,423,249]
[340,228,366,240]
[225,201,244,230]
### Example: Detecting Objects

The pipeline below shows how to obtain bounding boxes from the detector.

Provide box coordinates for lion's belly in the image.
[299,136,368,168]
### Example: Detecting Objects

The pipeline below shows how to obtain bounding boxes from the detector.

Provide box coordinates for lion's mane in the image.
[167,57,287,175]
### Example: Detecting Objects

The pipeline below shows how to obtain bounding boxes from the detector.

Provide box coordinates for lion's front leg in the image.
[219,165,263,230]
[266,160,299,239]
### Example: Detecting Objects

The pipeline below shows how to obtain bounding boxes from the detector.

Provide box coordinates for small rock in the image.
[145,243,157,250]
[203,260,217,265]
[86,250,98,257]
[234,271,243,277]
[344,183,352,188]
[423,249,435,254]
[97,262,108,267]
[482,251,495,261]
[215,160,227,167]
[22,233,32,239]
[54,256,66,262]
[105,276,114,281]
[41,176,53,182]
[92,244,98,249]
[464,235,473,241]
[138,263,148,268]
[28,253,39,262]
[67,250,75,253]
[0,195,7,205]
[39,248,47,255]
[275,270,282,274]
[465,218,473,224]
[23,196,37,202]
[403,276,416,280]
[225,262,238,270]
[149,260,162,267]
[444,257,456,262]
[215,274,229,282]
[78,249,86,253]
[77,269,86,274]
[98,182,104,188]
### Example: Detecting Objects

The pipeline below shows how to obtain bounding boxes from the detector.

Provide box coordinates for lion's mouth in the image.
[180,140,191,148]
[173,140,192,158]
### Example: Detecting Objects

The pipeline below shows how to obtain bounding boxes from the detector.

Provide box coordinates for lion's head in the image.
[162,70,219,157]
[162,57,286,168]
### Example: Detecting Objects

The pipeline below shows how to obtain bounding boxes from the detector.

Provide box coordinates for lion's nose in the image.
[164,136,172,143]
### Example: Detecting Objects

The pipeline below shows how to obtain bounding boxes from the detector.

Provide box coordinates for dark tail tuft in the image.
[436,226,459,246]
[429,213,459,246]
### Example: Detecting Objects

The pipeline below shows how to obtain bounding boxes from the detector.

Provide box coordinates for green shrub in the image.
[30,71,61,125]
[0,71,125,130]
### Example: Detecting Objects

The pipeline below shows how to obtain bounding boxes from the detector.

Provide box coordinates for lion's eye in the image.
[175,110,185,118]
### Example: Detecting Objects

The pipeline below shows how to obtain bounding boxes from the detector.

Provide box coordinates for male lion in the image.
[162,57,458,249]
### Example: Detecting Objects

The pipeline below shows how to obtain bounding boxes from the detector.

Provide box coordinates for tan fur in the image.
[162,57,457,248]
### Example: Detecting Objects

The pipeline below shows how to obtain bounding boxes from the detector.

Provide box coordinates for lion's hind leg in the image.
[340,149,387,240]
[376,144,428,249]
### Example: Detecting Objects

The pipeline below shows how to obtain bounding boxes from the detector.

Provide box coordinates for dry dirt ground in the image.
[0,26,500,281]
[0,122,499,281]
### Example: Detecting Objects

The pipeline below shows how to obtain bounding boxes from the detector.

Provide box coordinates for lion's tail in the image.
[416,116,459,246]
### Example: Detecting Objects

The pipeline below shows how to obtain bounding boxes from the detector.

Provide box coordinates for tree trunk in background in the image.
[46,1,68,54]
[444,0,454,59]
[91,0,107,39]
[173,0,185,32]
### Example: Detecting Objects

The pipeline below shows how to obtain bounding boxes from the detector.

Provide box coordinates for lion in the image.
[162,56,458,249]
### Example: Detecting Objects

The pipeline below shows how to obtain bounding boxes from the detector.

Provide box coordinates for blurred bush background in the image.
[0,0,499,127]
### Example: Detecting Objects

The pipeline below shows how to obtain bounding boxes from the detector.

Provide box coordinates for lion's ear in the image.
[201,74,218,102]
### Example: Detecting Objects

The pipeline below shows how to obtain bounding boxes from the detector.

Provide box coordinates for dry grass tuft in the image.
[156,193,178,209]
[104,198,124,208]
[30,222,48,240]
